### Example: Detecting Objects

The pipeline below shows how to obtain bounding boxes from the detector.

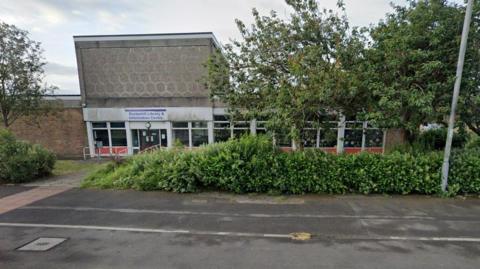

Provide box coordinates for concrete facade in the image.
[75,34,217,108]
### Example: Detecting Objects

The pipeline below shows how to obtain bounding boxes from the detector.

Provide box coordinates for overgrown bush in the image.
[83,135,480,195]
[0,130,56,183]
[416,127,469,151]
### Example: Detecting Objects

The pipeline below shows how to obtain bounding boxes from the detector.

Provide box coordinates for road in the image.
[0,186,479,268]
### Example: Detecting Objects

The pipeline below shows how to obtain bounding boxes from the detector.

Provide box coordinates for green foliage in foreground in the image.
[83,136,480,195]
[0,130,56,183]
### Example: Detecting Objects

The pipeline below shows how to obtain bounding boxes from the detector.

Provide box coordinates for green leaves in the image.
[84,135,480,196]
[0,130,56,183]
[204,0,365,147]
[0,22,55,127]
[364,0,480,138]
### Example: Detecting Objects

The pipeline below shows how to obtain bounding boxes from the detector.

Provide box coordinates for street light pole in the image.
[441,0,475,192]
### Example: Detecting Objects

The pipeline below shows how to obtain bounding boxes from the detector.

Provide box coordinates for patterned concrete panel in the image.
[80,44,212,104]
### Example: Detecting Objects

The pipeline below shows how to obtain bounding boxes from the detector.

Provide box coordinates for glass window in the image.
[192,129,208,146]
[92,122,107,128]
[110,122,125,128]
[233,128,250,138]
[192,121,207,128]
[173,122,188,128]
[214,115,229,121]
[319,129,337,147]
[275,131,291,147]
[302,129,317,148]
[366,129,383,147]
[233,121,249,128]
[344,129,363,148]
[93,130,109,147]
[214,129,231,142]
[132,130,139,147]
[173,129,189,146]
[214,121,230,128]
[111,130,127,146]
[256,129,267,135]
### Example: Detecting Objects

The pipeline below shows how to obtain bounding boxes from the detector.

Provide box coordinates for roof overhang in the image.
[73,32,221,49]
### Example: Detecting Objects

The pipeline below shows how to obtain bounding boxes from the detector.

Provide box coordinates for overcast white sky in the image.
[0,0,465,94]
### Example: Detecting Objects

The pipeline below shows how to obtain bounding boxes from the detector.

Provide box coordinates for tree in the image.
[0,22,55,128]
[457,1,480,136]
[363,0,479,141]
[205,0,366,150]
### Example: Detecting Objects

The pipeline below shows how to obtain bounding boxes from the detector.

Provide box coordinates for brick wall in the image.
[7,108,87,159]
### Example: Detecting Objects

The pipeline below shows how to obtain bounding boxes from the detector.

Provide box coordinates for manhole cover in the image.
[17,237,67,251]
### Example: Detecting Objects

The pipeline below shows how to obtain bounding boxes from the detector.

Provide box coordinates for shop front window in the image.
[172,129,189,147]
[191,121,208,146]
[192,129,208,146]
[111,130,127,146]
[93,129,109,147]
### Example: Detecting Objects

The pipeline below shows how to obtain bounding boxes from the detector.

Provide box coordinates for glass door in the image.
[139,129,168,150]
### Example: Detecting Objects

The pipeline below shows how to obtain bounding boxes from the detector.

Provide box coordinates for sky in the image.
[0,0,465,94]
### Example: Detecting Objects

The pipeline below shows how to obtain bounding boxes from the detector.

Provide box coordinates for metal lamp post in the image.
[441,0,475,192]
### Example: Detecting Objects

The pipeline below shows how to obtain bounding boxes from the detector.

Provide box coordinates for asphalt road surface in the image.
[0,187,479,268]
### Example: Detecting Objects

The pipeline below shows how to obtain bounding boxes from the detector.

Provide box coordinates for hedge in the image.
[0,130,56,183]
[82,135,480,195]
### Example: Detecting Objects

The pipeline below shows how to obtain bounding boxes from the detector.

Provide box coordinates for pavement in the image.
[0,186,479,268]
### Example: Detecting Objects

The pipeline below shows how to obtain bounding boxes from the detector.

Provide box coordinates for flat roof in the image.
[43,94,81,101]
[73,32,221,49]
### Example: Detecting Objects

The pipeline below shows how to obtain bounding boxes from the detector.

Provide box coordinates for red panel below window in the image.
[95,146,129,155]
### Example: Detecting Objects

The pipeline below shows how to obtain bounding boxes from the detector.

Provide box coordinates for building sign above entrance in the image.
[126,109,167,121]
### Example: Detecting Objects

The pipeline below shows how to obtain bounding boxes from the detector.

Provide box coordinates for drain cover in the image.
[17,237,67,251]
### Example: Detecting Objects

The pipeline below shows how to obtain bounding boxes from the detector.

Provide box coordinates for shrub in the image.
[450,148,480,194]
[0,130,56,183]
[83,135,480,195]
[416,127,469,151]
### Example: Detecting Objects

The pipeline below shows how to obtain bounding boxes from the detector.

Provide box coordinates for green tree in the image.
[458,1,480,136]
[205,0,366,150]
[363,0,479,141]
[0,22,55,128]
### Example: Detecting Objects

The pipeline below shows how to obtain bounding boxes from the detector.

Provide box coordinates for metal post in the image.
[441,0,474,192]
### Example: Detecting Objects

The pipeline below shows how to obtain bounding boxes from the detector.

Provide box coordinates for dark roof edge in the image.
[73,32,222,49]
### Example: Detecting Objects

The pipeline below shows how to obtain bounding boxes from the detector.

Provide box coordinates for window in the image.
[92,122,107,128]
[344,129,363,147]
[302,129,318,148]
[319,128,337,147]
[110,122,125,128]
[344,121,363,148]
[172,130,189,146]
[366,129,383,147]
[172,121,209,147]
[111,130,127,146]
[132,130,139,147]
[93,130,109,147]
[191,121,208,146]
[256,121,267,135]
[192,129,208,146]
[233,121,250,138]
[91,122,127,153]
[275,130,291,147]
[172,122,190,146]
[214,115,231,142]
[173,122,188,128]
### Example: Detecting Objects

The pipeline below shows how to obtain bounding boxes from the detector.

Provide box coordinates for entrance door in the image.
[139,129,167,150]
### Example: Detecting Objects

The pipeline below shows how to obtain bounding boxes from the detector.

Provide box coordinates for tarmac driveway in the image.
[0,187,479,268]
